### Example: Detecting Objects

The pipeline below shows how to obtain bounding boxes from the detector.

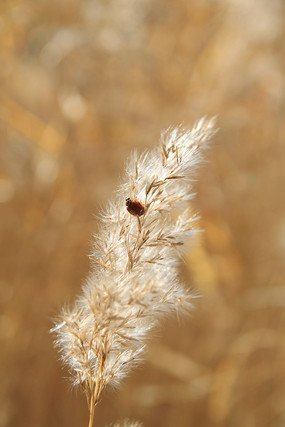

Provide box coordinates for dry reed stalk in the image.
[51,118,216,427]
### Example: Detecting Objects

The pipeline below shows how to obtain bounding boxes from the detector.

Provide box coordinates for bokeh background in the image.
[1,0,285,426]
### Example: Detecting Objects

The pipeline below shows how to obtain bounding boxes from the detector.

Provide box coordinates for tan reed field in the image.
[0,0,285,426]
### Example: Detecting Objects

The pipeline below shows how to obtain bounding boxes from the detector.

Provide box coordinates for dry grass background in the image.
[0,0,284,426]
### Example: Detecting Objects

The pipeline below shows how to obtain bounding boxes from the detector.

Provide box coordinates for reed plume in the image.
[110,421,144,427]
[51,118,216,427]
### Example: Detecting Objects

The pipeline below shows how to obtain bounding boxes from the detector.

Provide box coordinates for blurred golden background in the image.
[1,0,284,426]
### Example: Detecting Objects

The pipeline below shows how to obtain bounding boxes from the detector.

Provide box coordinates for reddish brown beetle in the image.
[125,197,145,216]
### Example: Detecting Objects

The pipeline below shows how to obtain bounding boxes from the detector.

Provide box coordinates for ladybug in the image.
[125,197,145,216]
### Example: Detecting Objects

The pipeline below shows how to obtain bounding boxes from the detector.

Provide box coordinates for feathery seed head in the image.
[52,118,216,409]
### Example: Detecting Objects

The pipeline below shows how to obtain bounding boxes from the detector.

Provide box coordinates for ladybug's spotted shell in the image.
[125,198,145,216]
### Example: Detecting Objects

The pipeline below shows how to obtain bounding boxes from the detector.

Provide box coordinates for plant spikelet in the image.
[109,420,144,427]
[51,118,216,421]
